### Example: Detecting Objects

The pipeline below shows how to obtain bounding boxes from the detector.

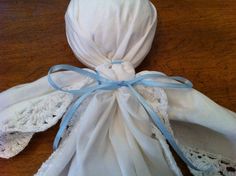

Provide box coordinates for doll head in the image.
[65,0,157,68]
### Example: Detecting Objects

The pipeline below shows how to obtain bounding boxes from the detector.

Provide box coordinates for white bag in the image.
[0,0,235,175]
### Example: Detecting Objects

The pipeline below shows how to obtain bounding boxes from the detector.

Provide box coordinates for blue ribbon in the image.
[48,64,201,171]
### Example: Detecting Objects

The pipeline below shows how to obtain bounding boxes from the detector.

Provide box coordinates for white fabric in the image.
[65,0,157,68]
[0,63,236,176]
[0,71,93,158]
[34,63,236,176]
[34,62,181,176]
[0,0,236,175]
[166,88,236,160]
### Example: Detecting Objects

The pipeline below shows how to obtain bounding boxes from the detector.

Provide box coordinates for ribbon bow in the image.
[48,63,201,171]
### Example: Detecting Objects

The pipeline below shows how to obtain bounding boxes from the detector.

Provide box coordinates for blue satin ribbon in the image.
[48,64,201,171]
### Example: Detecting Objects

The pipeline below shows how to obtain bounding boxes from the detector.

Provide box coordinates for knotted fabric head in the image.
[65,0,157,68]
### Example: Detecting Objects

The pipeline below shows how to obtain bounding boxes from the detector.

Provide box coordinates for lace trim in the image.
[182,146,236,176]
[0,76,92,159]
[0,131,33,158]
[0,91,73,158]
[1,92,73,133]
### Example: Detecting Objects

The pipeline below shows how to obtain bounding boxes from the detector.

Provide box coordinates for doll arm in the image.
[165,88,236,140]
[0,70,93,158]
[137,70,236,140]
[0,70,90,111]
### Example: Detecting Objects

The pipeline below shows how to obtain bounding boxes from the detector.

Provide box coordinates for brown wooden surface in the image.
[0,0,236,175]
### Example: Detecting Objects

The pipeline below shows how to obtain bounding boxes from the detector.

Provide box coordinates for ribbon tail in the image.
[53,91,93,150]
[127,85,203,171]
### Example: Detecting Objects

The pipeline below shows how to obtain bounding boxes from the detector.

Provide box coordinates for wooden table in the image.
[0,0,236,175]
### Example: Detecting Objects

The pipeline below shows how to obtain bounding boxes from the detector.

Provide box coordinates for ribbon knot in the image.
[47,64,204,171]
[116,81,128,87]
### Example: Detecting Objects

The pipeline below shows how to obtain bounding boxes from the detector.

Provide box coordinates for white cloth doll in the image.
[0,0,236,176]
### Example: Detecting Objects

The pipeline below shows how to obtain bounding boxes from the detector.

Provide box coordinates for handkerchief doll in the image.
[0,0,236,176]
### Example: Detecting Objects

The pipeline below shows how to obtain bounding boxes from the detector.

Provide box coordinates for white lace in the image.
[0,91,73,158]
[183,146,236,176]
[0,131,33,159]
[0,77,94,159]
[1,92,73,133]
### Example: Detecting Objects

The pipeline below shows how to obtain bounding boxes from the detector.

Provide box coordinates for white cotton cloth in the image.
[65,0,157,68]
[33,62,181,176]
[0,70,93,158]
[166,89,236,159]
[0,0,236,175]
[0,62,236,176]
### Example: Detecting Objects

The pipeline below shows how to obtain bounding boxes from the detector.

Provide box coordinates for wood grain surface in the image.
[0,0,236,175]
